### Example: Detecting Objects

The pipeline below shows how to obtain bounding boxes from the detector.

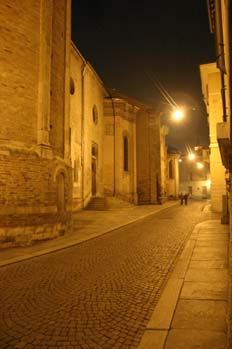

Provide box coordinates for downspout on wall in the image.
[81,62,87,208]
[215,0,227,122]
[229,1,232,148]
[104,89,116,196]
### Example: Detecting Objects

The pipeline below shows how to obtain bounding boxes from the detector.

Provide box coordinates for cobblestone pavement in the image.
[0,201,220,349]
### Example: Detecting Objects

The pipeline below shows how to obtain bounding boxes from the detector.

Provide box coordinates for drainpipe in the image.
[105,89,116,196]
[81,62,87,208]
[229,1,232,180]
[229,1,232,147]
[215,0,227,122]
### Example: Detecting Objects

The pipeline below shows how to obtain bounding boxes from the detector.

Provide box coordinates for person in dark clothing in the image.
[183,193,189,205]
[179,193,184,205]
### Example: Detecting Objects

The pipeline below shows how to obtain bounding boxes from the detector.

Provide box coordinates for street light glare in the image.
[188,153,195,160]
[172,108,184,121]
[197,162,204,169]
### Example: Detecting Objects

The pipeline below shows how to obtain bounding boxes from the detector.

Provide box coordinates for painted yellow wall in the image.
[200,63,226,212]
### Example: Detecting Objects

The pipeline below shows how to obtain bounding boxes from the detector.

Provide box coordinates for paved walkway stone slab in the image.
[196,240,227,247]
[191,250,227,260]
[189,260,228,269]
[165,329,227,349]
[185,268,228,282]
[180,281,228,300]
[197,234,228,241]
[171,299,227,332]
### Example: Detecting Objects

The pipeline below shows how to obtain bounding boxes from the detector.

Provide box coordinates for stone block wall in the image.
[0,1,72,248]
[103,97,137,203]
[70,45,105,208]
[0,1,40,144]
[0,148,72,248]
[50,0,66,156]
[136,109,161,204]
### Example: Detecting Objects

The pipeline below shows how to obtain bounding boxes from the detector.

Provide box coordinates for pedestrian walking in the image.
[179,193,184,205]
[183,193,189,205]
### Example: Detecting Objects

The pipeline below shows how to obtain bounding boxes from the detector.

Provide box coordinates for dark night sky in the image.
[71,1,216,152]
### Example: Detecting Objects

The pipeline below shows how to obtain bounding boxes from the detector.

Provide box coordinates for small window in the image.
[74,159,78,183]
[92,143,98,157]
[70,77,75,95]
[123,135,129,171]
[92,105,98,124]
[169,160,173,179]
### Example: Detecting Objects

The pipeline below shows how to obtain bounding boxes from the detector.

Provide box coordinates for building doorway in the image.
[57,172,65,212]
[91,143,98,196]
[202,186,207,198]
[92,159,97,196]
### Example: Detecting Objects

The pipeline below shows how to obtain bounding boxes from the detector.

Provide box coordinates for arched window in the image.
[57,172,65,212]
[70,77,75,95]
[123,135,129,171]
[92,105,98,124]
[169,160,173,179]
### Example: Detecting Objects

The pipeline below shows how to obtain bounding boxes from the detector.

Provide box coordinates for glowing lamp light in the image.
[188,153,195,160]
[207,179,211,188]
[172,108,184,121]
[178,158,182,163]
[196,162,204,169]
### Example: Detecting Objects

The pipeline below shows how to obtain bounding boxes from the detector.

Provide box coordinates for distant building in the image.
[103,89,170,205]
[167,148,180,200]
[179,146,211,199]
[70,46,175,208]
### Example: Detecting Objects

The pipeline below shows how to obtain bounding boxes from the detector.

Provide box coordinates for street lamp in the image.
[196,162,204,169]
[172,108,184,121]
[188,153,195,160]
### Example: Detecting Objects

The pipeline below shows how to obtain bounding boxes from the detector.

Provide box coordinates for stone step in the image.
[85,197,109,211]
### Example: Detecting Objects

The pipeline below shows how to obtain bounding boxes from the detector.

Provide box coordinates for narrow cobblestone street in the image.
[0,201,219,348]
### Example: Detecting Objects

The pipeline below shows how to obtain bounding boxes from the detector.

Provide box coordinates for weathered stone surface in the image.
[180,281,227,300]
[165,329,227,349]
[185,268,228,283]
[0,1,72,248]
[172,299,227,332]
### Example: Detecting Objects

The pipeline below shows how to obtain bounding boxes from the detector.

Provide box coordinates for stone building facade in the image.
[203,1,231,221]
[70,44,106,210]
[167,150,180,199]
[103,90,169,204]
[1,3,178,248]
[179,146,211,199]
[0,1,72,247]
[200,63,227,211]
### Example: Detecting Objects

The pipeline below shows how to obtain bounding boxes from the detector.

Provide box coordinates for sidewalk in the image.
[138,219,230,349]
[0,200,178,267]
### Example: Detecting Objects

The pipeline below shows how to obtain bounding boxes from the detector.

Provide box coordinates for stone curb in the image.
[138,225,198,349]
[138,221,229,349]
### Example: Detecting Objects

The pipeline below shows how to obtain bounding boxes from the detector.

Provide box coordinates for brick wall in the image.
[50,0,66,156]
[0,1,40,144]
[0,1,72,248]
[136,109,160,204]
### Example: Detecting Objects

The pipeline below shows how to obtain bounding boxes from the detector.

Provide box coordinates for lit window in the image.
[169,160,173,179]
